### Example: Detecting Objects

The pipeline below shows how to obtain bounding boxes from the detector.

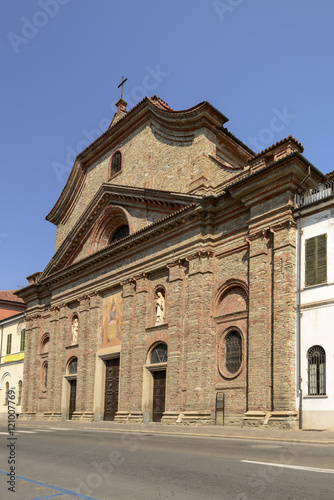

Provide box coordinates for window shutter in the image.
[305,237,316,286]
[317,234,327,283]
[6,334,12,355]
[20,329,25,351]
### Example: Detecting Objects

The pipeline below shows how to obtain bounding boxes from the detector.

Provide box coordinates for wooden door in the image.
[69,379,77,420]
[104,358,120,421]
[153,370,166,422]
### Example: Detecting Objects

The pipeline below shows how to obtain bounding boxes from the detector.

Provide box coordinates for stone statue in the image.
[72,317,79,343]
[155,292,165,324]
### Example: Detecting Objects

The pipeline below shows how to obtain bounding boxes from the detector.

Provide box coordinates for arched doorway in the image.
[66,358,78,420]
[144,343,167,422]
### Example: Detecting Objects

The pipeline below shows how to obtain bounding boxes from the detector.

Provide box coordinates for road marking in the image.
[27,429,54,432]
[17,430,37,434]
[241,460,334,474]
[0,470,99,500]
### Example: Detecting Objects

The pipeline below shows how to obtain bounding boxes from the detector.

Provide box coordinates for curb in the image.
[80,426,334,445]
[12,419,334,445]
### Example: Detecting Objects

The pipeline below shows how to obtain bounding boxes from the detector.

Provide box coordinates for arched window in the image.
[109,224,129,244]
[225,331,242,374]
[68,358,78,375]
[18,380,22,406]
[110,151,122,177]
[42,362,48,390]
[150,343,168,364]
[4,382,9,405]
[308,345,326,395]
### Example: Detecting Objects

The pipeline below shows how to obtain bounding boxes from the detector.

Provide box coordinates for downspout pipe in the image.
[294,166,311,430]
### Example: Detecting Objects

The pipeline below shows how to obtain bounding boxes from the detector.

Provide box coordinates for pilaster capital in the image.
[167,258,188,282]
[121,278,136,298]
[134,272,149,293]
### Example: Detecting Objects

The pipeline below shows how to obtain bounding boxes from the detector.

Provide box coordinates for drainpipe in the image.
[294,166,310,430]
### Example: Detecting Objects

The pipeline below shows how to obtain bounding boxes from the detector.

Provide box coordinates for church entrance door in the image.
[69,379,77,420]
[104,358,119,421]
[153,370,166,422]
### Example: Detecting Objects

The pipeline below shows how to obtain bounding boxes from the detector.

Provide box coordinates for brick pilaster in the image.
[247,233,272,411]
[117,279,135,415]
[166,260,187,412]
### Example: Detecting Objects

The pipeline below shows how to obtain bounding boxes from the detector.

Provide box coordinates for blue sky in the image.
[1,0,334,290]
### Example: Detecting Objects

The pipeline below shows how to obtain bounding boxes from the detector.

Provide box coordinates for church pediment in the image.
[40,184,201,279]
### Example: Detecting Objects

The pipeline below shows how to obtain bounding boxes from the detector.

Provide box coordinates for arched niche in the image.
[153,285,167,326]
[39,334,50,355]
[214,280,248,318]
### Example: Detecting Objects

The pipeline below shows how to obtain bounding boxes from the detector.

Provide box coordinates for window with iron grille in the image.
[20,329,25,351]
[110,151,122,177]
[307,345,326,395]
[225,331,242,374]
[68,358,78,375]
[6,334,12,355]
[150,343,168,364]
[305,234,327,286]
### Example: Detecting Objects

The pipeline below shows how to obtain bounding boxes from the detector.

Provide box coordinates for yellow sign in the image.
[3,353,24,363]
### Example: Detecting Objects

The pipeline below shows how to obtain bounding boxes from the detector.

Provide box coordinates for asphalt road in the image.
[0,425,333,500]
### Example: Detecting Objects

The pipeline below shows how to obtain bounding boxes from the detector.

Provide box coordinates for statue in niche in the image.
[155,291,165,325]
[72,316,79,343]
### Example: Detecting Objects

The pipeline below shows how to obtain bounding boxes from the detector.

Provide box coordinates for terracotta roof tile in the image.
[149,95,173,111]
[0,290,25,304]
[249,135,304,162]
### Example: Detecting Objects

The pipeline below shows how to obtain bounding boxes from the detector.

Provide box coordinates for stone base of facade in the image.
[69,412,83,421]
[161,411,180,424]
[23,412,37,420]
[50,412,62,420]
[267,411,299,429]
[128,412,144,424]
[180,411,213,426]
[114,411,130,423]
[243,411,268,427]
[82,412,94,421]
[243,410,299,429]
[215,414,244,426]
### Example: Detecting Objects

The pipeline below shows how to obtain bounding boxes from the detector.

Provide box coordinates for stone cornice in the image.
[38,202,204,288]
[42,184,202,279]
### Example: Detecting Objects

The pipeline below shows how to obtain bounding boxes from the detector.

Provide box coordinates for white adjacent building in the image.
[0,313,25,418]
[295,180,334,430]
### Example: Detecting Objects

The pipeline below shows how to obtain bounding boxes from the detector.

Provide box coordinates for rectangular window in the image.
[6,334,12,355]
[305,234,327,286]
[20,329,25,351]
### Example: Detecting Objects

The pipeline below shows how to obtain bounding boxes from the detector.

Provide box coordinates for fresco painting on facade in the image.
[102,292,122,347]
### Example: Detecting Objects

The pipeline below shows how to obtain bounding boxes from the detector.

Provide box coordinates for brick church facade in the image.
[17,96,325,427]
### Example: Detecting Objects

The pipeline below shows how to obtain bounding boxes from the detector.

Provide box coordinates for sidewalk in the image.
[15,418,334,444]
